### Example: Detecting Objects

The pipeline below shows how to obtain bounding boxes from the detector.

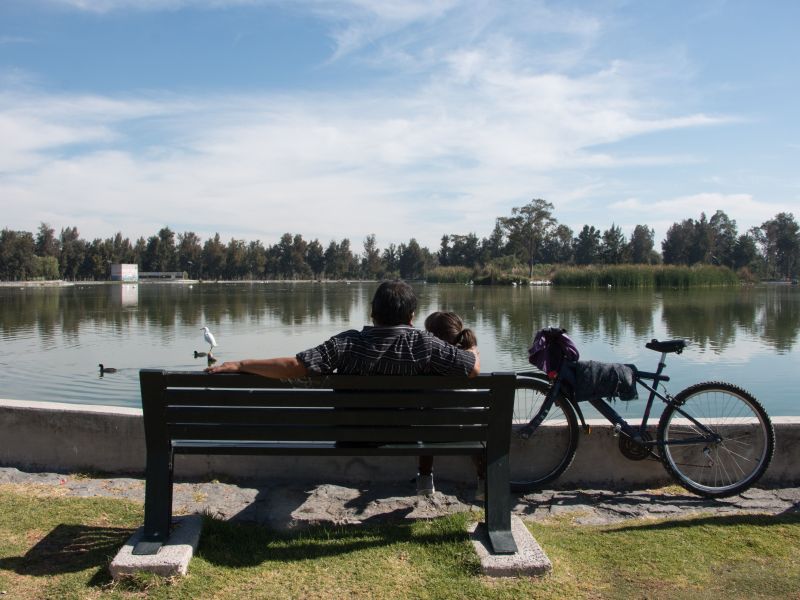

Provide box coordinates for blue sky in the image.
[1,0,798,251]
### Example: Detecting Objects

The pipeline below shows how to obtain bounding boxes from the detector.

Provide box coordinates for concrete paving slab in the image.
[469,515,551,577]
[109,514,203,580]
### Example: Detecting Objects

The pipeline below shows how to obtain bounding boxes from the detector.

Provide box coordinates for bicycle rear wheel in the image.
[657,381,774,498]
[510,376,579,492]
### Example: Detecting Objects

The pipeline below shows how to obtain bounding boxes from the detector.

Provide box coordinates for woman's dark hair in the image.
[370,280,417,326]
[424,311,477,349]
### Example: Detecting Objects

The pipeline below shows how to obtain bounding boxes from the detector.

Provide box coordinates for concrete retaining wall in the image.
[1,399,798,487]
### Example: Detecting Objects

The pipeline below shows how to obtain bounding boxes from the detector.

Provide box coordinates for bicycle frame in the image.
[521,349,722,449]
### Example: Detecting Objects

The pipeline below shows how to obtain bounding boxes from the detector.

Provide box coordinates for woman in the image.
[417,311,483,497]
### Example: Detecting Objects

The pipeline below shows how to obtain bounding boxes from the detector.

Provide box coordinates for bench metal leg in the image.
[485,453,517,554]
[134,449,174,555]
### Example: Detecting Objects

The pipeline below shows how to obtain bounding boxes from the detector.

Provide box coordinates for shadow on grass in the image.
[198,513,471,568]
[0,523,133,586]
[606,512,800,533]
[513,488,727,515]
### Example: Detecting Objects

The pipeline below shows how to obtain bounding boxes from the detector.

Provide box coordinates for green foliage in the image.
[552,264,739,288]
[425,266,473,283]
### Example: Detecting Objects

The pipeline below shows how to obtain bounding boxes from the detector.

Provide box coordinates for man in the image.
[206,280,480,494]
[206,280,479,379]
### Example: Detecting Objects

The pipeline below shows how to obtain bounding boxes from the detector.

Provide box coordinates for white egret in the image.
[202,326,217,355]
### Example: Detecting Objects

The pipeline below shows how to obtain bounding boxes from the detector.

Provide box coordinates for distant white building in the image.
[110,263,139,282]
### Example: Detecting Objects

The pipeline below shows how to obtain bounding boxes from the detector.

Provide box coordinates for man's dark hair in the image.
[371,280,417,326]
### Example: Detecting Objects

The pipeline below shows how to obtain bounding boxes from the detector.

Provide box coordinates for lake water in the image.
[0,281,797,415]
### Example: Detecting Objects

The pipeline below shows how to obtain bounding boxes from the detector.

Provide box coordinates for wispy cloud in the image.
[2,1,775,249]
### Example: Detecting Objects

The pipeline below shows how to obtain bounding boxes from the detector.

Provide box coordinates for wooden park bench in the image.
[134,369,518,556]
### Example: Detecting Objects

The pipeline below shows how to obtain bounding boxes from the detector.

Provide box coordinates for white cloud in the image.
[2,2,772,250]
[0,76,737,248]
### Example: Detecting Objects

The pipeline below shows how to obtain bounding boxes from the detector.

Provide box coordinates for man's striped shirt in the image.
[296,325,475,376]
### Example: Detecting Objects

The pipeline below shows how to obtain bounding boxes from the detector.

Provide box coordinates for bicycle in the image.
[510,337,775,498]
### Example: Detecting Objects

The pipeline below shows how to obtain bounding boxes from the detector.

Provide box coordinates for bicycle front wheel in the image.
[658,381,774,498]
[510,376,579,492]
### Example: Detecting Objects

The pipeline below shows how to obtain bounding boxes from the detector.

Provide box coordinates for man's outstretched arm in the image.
[206,357,309,379]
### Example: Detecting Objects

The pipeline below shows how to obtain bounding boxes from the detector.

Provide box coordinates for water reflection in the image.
[0,282,797,412]
[110,284,139,307]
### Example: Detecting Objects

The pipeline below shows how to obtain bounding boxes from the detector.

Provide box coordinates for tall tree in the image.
[225,238,248,279]
[277,233,295,279]
[733,233,759,271]
[499,198,556,277]
[362,234,383,279]
[0,229,36,280]
[398,238,426,279]
[382,243,399,276]
[177,231,203,277]
[573,225,601,265]
[601,224,627,264]
[35,222,60,259]
[291,234,311,279]
[540,224,573,264]
[306,239,325,279]
[480,220,506,263]
[245,240,267,279]
[628,225,656,264]
[756,213,800,279]
[662,219,694,265]
[202,233,226,279]
[59,226,87,280]
[500,198,556,276]
[709,210,738,267]
[447,233,481,267]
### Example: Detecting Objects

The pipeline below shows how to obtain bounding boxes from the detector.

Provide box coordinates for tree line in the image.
[1,199,798,281]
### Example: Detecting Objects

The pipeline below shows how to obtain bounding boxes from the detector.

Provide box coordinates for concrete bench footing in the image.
[110,514,202,580]
[469,515,552,577]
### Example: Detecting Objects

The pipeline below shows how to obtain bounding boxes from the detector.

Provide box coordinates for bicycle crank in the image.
[618,431,655,461]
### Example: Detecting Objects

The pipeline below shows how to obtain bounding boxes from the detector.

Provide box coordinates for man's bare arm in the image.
[206,357,308,379]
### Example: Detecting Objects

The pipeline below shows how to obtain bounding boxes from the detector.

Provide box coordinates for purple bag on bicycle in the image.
[528,327,580,375]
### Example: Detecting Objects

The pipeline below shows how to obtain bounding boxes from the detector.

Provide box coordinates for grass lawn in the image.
[0,486,798,599]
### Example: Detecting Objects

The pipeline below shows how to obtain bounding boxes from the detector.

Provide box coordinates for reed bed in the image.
[425,266,474,283]
[551,264,739,288]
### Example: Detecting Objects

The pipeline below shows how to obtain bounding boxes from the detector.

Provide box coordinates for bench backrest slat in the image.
[158,372,494,390]
[163,388,494,408]
[166,406,490,427]
[168,424,488,443]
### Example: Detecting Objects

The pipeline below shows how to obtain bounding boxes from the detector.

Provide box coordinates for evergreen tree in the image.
[202,233,226,279]
[628,225,656,264]
[35,223,60,259]
[306,239,325,279]
[573,225,601,265]
[362,234,383,279]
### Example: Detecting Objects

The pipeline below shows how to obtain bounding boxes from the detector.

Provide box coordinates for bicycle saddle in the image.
[645,339,686,354]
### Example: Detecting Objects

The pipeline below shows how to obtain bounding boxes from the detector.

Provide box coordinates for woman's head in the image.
[424,311,477,349]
